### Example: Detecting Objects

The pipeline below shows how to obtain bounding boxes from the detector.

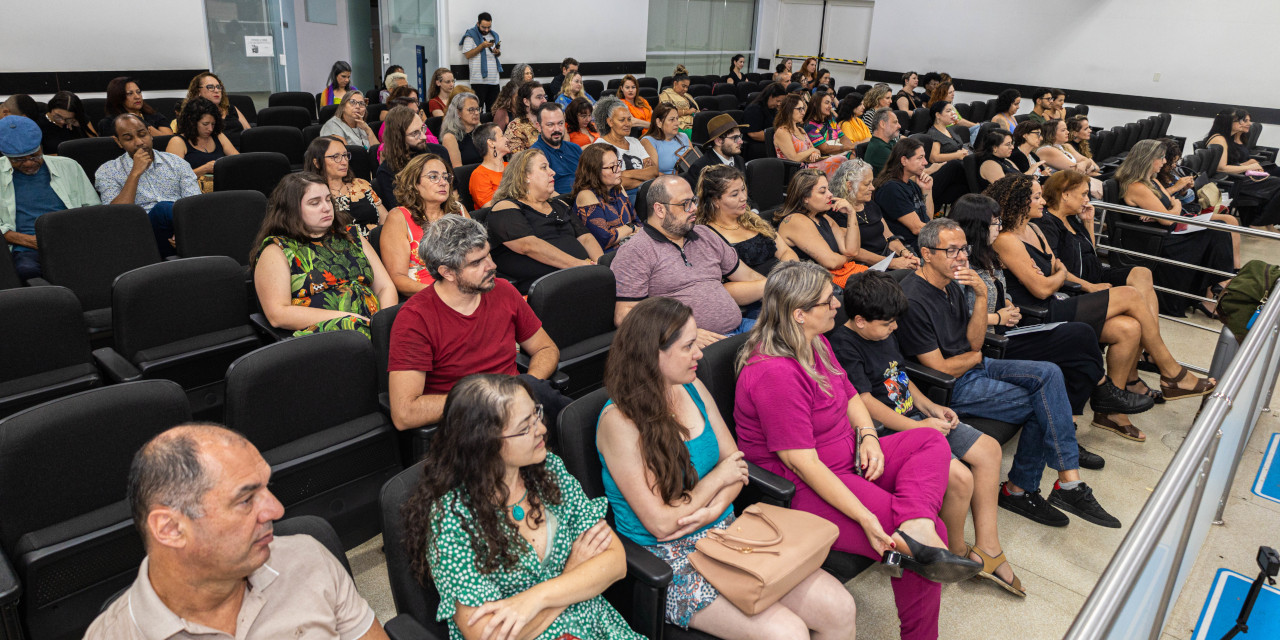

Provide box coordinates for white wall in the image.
[0,0,210,73]
[295,0,353,94]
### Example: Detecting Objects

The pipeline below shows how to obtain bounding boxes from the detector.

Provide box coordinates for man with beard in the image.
[611,175,766,346]
[530,103,582,194]
[682,113,747,181]
[85,424,389,640]
[388,215,564,430]
[96,113,200,257]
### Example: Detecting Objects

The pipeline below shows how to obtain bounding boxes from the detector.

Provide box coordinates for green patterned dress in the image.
[428,453,643,640]
[261,226,380,338]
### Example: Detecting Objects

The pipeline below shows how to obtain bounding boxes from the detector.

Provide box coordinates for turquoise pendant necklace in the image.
[508,489,528,521]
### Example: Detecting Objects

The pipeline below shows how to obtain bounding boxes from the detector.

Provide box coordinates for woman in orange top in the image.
[469,123,508,209]
[618,74,652,133]
[566,97,599,148]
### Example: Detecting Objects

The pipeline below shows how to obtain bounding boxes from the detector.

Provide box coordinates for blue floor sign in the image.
[1253,433,1280,504]
[1192,568,1280,640]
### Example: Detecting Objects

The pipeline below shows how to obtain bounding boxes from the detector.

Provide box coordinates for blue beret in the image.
[0,116,41,157]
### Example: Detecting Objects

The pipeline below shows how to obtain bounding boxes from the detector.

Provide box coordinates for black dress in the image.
[1033,213,1131,287]
[1219,137,1280,225]
[976,156,1020,191]
[1003,229,1110,336]
[1128,180,1234,316]
[456,131,483,165]
[781,213,840,263]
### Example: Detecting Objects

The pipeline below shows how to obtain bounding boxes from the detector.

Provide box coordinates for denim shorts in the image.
[946,421,983,460]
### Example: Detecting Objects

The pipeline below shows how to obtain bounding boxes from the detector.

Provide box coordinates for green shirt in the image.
[428,453,643,640]
[0,155,100,238]
[865,136,895,177]
[1027,112,1047,124]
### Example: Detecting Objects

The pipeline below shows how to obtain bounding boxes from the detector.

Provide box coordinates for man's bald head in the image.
[128,423,252,539]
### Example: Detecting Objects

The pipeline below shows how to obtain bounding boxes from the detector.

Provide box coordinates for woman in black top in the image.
[39,91,95,154]
[829,158,919,269]
[975,129,1025,191]
[1156,137,1243,270]
[102,76,172,136]
[925,101,968,164]
[894,71,921,111]
[1203,108,1280,227]
[1009,121,1046,177]
[743,82,786,146]
[487,149,603,293]
[166,97,238,175]
[439,92,484,168]
[724,54,746,84]
[773,169,866,285]
[694,165,796,277]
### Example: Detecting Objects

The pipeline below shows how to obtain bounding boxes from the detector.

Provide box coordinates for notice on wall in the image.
[245,35,274,57]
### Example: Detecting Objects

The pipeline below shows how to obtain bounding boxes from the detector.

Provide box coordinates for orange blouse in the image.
[625,99,652,135]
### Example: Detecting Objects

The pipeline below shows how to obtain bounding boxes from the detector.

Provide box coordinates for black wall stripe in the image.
[0,70,209,96]
[864,69,1280,126]
[449,61,648,81]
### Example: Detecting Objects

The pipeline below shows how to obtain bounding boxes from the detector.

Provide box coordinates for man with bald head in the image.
[94,113,200,257]
[85,424,389,640]
[609,175,766,346]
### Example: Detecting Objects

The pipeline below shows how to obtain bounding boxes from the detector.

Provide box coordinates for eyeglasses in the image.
[421,171,451,184]
[603,161,623,172]
[924,244,973,258]
[463,106,481,114]
[723,134,743,143]
[406,128,426,140]
[9,152,42,166]
[47,113,79,127]
[990,219,1003,228]
[325,152,352,162]
[502,404,545,438]
[346,100,368,108]
[808,284,843,310]
[202,84,225,92]
[662,198,698,212]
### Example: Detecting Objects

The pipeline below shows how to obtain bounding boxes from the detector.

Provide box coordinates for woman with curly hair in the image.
[165,97,238,175]
[695,164,796,276]
[599,296,856,637]
[380,153,469,295]
[402,373,641,640]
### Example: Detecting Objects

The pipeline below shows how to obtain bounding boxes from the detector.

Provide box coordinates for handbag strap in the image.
[703,506,784,551]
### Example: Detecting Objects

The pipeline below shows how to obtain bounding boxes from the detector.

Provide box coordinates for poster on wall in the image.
[245,36,274,57]
[416,45,426,97]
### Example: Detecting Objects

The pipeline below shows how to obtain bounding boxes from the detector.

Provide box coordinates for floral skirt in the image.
[642,513,735,628]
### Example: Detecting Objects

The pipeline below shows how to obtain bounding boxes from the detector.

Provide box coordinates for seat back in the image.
[583,79,604,99]
[961,153,981,194]
[746,157,788,213]
[738,82,762,102]
[56,137,122,182]
[268,91,319,121]
[81,97,107,126]
[302,123,323,147]
[255,105,312,130]
[1092,129,1113,162]
[274,515,353,575]
[634,178,657,220]
[1122,122,1141,153]
[0,233,21,290]
[0,380,190,640]
[36,205,161,312]
[213,152,292,196]
[637,77,658,89]
[173,190,268,264]
[111,256,252,362]
[691,111,722,145]
[855,141,869,159]
[893,109,910,131]
[347,144,372,181]
[380,463,451,635]
[371,303,402,395]
[0,286,91,384]
[425,116,444,138]
[526,266,616,393]
[689,84,713,98]
[909,108,930,134]
[953,102,972,121]
[693,333,749,434]
[228,94,258,124]
[553,388,612,498]
[453,163,481,210]
[319,104,341,124]
[713,94,739,111]
[713,83,737,96]
[239,125,305,165]
[968,100,989,123]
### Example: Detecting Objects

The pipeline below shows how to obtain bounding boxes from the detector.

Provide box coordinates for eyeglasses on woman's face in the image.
[502,404,545,438]
[202,83,225,92]
[603,161,623,173]
[325,152,352,163]
[421,171,451,184]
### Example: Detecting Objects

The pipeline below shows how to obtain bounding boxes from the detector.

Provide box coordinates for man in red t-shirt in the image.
[388,216,561,430]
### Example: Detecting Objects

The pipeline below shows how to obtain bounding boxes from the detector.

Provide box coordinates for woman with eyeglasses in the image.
[488,149,603,293]
[166,97,239,177]
[176,72,251,143]
[439,93,484,169]
[102,76,172,136]
[592,97,658,206]
[381,153,469,295]
[828,159,919,270]
[804,92,856,159]
[402,373,642,640]
[774,94,842,178]
[38,91,96,153]
[304,135,386,237]
[571,144,636,251]
[320,90,376,149]
[251,172,396,338]
[1009,121,1046,177]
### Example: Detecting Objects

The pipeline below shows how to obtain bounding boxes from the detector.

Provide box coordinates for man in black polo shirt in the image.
[895,218,1120,529]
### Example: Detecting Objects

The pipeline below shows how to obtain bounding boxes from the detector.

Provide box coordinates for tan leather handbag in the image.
[687,503,839,615]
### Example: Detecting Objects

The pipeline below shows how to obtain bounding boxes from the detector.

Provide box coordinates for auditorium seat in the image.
[637,77,658,90]
[745,157,793,214]
[319,103,340,124]
[224,331,402,548]
[269,91,319,121]
[378,463,460,640]
[239,125,305,168]
[228,94,258,124]
[525,265,616,397]
[0,234,21,290]
[34,204,160,343]
[0,379,191,640]
[690,111,723,145]
[583,79,604,99]
[213,151,292,196]
[302,123,323,147]
[909,107,930,134]
[256,105,312,130]
[148,97,182,122]
[0,286,102,418]
[453,163,480,210]
[347,143,372,181]
[173,190,267,266]
[56,137,122,182]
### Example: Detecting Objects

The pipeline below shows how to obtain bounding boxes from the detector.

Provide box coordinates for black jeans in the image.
[473,83,499,113]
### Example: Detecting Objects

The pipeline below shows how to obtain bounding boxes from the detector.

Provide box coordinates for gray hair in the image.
[592,96,630,135]
[871,107,895,133]
[509,63,533,84]
[420,214,489,280]
[918,217,962,252]
[645,175,684,219]
[441,91,479,140]
[830,158,872,201]
[128,424,250,540]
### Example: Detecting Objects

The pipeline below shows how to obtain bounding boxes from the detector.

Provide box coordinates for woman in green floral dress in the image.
[252,172,397,338]
[402,374,643,640]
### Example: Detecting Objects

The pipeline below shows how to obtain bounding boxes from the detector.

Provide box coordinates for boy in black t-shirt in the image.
[828,271,1024,596]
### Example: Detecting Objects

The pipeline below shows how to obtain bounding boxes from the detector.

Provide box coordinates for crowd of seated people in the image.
[5,53,1258,640]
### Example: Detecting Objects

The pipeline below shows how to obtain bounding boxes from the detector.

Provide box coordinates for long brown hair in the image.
[694,165,776,238]
[382,106,420,173]
[873,137,925,189]
[427,67,452,101]
[394,153,463,226]
[927,80,953,107]
[646,103,679,142]
[249,173,353,268]
[774,168,826,223]
[621,74,649,110]
[772,93,806,134]
[570,144,626,203]
[401,374,561,579]
[180,72,230,116]
[603,298,700,505]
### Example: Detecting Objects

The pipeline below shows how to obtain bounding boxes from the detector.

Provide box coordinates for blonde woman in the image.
[554,71,595,108]
[859,86,892,130]
[694,164,797,276]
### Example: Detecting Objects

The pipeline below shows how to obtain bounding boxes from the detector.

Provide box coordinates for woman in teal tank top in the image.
[598,297,857,636]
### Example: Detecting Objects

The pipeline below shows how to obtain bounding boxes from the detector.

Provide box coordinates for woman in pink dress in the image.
[773,93,844,179]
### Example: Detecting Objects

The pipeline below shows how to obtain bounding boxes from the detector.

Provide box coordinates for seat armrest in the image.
[1113,220,1171,238]
[739,461,795,508]
[902,361,955,405]
[24,277,53,287]
[616,537,672,640]
[249,313,291,342]
[0,550,19,609]
[514,354,570,391]
[982,333,1008,360]
[384,614,445,640]
[1060,281,1083,295]
[92,347,143,383]
[622,538,674,589]
[1019,304,1049,321]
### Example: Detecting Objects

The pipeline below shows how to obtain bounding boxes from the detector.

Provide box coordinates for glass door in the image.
[203,0,290,107]
[379,0,439,95]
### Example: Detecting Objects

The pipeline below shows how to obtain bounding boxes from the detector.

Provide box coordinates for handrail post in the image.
[1146,449,1215,640]
[1213,324,1280,523]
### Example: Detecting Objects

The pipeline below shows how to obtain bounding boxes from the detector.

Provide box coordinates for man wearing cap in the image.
[682,113,747,182]
[0,116,99,280]
[95,113,200,258]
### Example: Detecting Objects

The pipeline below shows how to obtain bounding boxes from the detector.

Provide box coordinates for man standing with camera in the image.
[460,12,501,113]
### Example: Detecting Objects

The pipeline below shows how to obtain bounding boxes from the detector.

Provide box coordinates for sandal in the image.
[968,544,1026,597]
[1160,366,1217,401]
[1135,351,1160,374]
[1126,378,1165,404]
[1092,413,1146,442]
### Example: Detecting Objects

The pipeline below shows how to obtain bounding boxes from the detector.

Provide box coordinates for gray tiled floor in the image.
[346,234,1280,637]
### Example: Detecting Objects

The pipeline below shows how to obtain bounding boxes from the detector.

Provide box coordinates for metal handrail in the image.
[1063,286,1280,638]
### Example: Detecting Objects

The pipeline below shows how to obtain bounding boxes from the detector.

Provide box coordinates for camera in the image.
[1258,546,1279,578]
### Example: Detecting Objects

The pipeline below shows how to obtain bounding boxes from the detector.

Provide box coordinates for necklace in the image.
[507,488,528,521]
[711,220,741,231]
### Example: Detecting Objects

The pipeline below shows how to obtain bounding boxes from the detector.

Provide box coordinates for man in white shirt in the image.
[459,12,502,113]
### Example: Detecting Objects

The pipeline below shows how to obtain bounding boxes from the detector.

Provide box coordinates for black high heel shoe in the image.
[879,529,983,583]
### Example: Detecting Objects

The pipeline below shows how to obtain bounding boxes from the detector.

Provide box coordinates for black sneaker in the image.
[1078,444,1105,470]
[1090,379,1155,415]
[1049,481,1121,528]
[998,483,1069,527]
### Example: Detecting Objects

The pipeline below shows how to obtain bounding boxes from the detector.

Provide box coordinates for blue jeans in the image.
[947,358,1080,493]
[11,249,40,280]
[726,316,756,336]
[148,201,176,258]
